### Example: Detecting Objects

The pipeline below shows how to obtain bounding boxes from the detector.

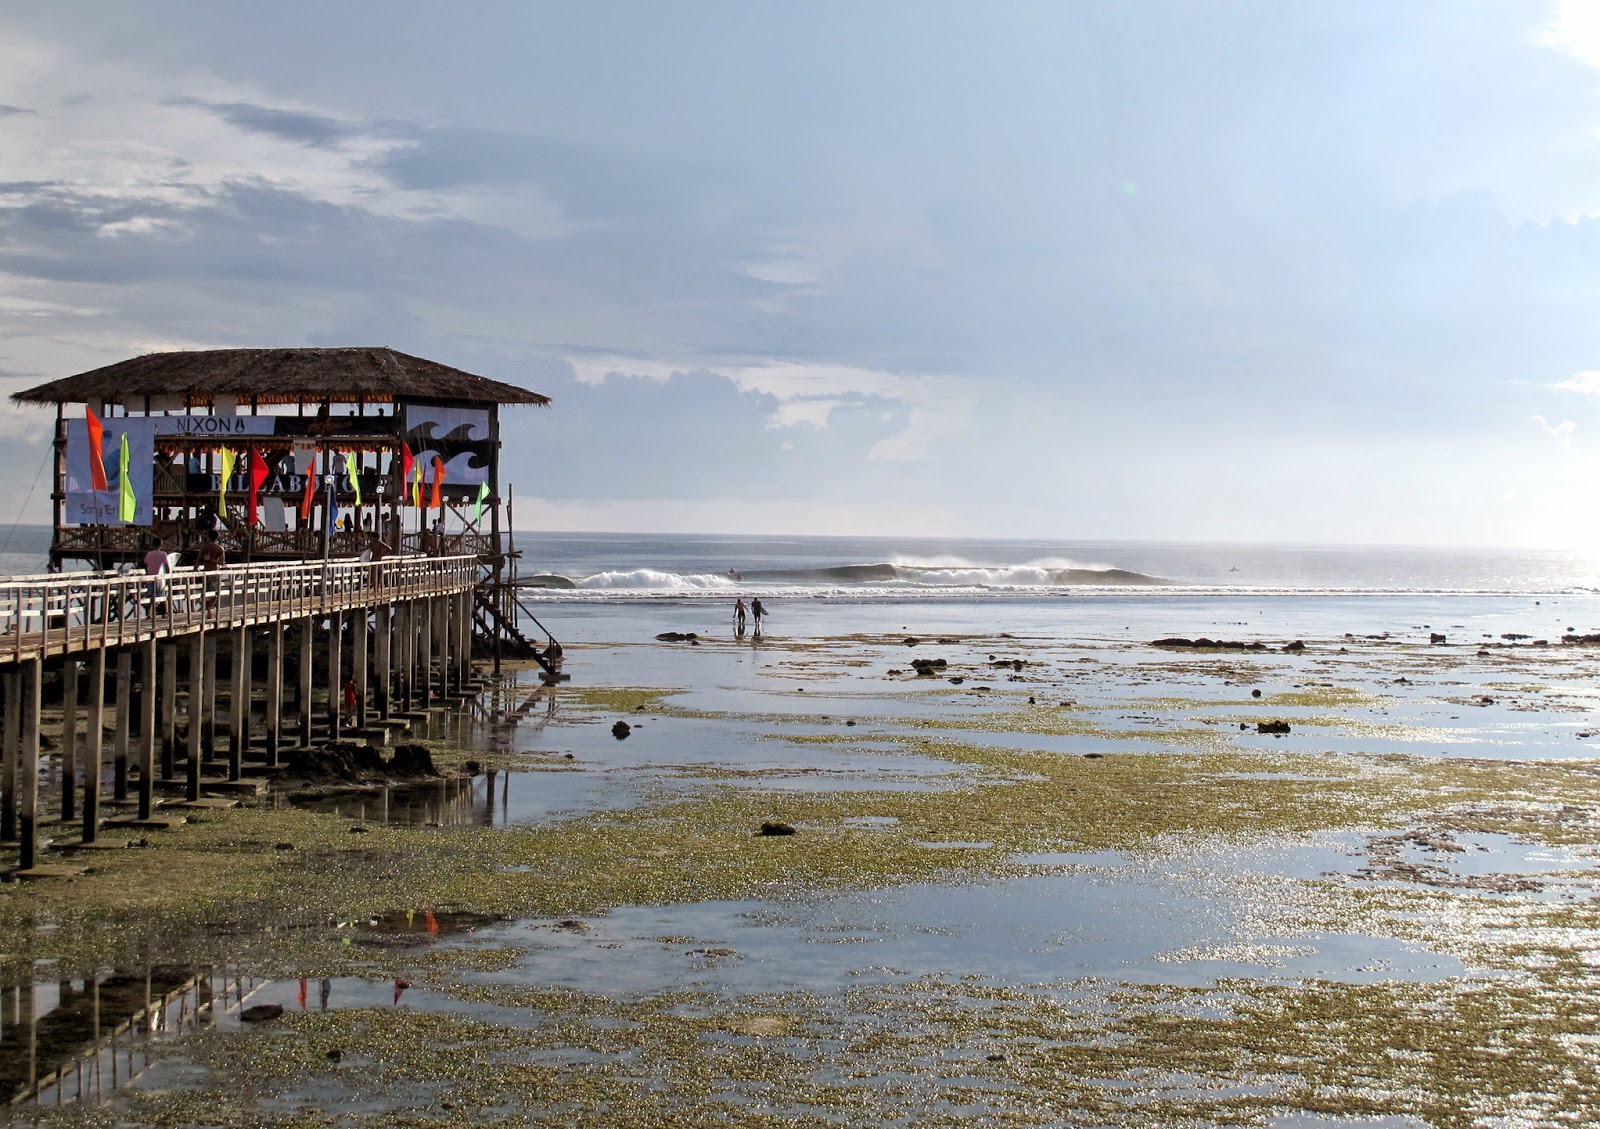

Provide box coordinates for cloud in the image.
[1530,414,1577,440]
[1555,370,1600,396]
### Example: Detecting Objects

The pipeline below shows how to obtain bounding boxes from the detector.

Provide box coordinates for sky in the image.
[3,1,1600,548]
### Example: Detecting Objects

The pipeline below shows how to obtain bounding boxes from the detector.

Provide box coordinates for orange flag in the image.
[85,407,109,492]
[299,450,320,521]
[429,456,444,512]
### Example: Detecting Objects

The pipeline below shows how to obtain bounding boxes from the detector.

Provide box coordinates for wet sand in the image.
[5,595,1600,1126]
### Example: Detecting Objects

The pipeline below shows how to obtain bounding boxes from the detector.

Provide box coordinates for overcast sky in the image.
[3,1,1600,547]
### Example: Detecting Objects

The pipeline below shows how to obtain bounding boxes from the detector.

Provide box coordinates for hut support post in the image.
[398,603,413,713]
[354,610,369,729]
[298,619,314,748]
[160,644,177,779]
[60,661,79,824]
[2,667,19,842]
[138,636,156,821]
[187,633,205,802]
[459,591,473,689]
[265,623,283,765]
[19,658,41,870]
[113,650,131,801]
[82,649,105,843]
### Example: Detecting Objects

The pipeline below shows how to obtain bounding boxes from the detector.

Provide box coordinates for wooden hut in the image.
[11,347,549,571]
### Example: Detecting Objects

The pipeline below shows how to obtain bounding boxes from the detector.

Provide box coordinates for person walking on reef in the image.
[734,598,747,633]
[342,677,359,727]
[750,597,767,635]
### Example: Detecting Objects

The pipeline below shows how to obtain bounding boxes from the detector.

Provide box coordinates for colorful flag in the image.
[410,460,423,508]
[85,406,109,492]
[117,434,135,522]
[400,442,413,486]
[343,451,362,506]
[248,449,270,527]
[300,450,320,521]
[473,480,490,526]
[429,456,445,512]
[218,448,237,513]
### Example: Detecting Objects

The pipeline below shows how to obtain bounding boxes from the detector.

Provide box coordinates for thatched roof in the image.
[12,347,551,408]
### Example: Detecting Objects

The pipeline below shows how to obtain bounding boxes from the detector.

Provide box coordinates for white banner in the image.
[64,417,155,526]
[154,416,277,438]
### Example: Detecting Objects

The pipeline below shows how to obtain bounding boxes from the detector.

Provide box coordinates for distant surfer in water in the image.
[727,568,742,581]
[751,597,767,635]
[734,598,747,633]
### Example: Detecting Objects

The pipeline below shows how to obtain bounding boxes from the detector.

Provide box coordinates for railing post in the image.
[186,632,204,802]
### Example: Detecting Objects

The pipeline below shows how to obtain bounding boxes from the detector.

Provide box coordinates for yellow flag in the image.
[218,447,237,512]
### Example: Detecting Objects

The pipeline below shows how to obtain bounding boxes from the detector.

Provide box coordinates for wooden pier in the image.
[0,553,483,873]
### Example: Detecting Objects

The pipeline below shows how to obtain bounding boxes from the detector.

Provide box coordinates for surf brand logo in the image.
[156,417,276,437]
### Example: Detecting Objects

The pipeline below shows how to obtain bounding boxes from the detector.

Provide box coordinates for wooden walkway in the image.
[0,554,478,664]
[0,555,484,872]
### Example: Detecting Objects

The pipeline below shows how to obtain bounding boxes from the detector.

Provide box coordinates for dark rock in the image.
[612,721,631,739]
[903,637,921,647]
[388,744,438,777]
[987,1052,1007,1061]
[1562,633,1600,644]
[1429,633,1447,644]
[274,842,295,851]
[1150,637,1266,651]
[1257,721,1291,735]
[1282,641,1306,652]
[1082,753,1103,759]
[758,821,797,836]
[654,631,699,642]
[326,1048,343,1062]
[463,760,481,774]
[240,1004,284,1023]
[1251,689,1262,699]
[846,719,856,726]
[948,677,965,685]
[887,669,904,675]
[349,825,369,834]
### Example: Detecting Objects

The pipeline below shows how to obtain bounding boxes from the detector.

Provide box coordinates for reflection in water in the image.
[283,772,513,827]
[3,966,261,1108]
[4,903,481,1110]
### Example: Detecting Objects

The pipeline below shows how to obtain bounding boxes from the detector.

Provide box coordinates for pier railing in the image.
[0,554,478,664]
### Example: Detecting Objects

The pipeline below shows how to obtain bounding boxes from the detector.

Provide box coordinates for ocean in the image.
[512,531,1600,598]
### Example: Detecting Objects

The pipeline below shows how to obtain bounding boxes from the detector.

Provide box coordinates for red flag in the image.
[85,407,109,492]
[429,456,444,512]
[400,442,413,486]
[248,449,270,527]
[299,449,320,522]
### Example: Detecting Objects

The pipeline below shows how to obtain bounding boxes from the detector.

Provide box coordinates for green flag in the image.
[344,451,362,505]
[473,480,490,526]
[117,433,136,522]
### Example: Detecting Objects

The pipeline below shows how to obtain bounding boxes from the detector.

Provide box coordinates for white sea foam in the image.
[577,569,736,590]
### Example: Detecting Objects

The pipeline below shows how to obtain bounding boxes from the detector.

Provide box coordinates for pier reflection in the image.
[283,770,513,827]
[1,965,261,1108]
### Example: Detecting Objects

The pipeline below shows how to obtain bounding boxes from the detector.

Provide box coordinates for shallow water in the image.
[11,593,1600,1120]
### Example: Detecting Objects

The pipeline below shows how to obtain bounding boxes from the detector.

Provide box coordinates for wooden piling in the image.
[139,636,156,821]
[82,649,105,843]
[229,625,246,780]
[19,658,41,869]
[265,622,283,765]
[298,618,314,748]
[354,610,369,729]
[159,644,176,780]
[61,660,79,824]
[327,612,342,740]
[2,668,19,842]
[186,633,204,802]
[114,650,131,801]
[375,604,392,720]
